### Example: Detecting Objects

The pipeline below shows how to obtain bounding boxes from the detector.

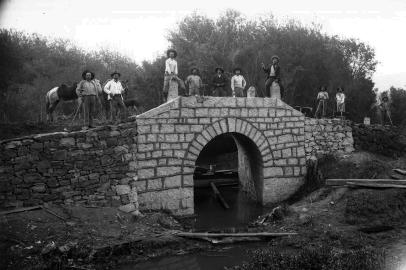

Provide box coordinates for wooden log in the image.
[210,182,230,209]
[0,205,42,215]
[347,182,406,189]
[194,178,238,188]
[326,179,406,186]
[177,232,297,238]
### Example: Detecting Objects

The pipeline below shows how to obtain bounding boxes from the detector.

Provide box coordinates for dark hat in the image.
[190,67,199,73]
[337,87,344,92]
[215,67,224,73]
[81,70,95,80]
[111,71,121,77]
[233,67,242,74]
[166,48,177,58]
[271,55,280,61]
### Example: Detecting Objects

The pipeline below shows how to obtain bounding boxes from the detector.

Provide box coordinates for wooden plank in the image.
[210,182,230,209]
[347,182,406,189]
[194,178,238,188]
[177,232,297,238]
[326,179,406,186]
[0,205,42,215]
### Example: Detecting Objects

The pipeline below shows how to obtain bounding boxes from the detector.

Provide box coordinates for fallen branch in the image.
[199,236,261,244]
[393,169,406,176]
[347,182,406,189]
[326,179,406,186]
[42,206,67,221]
[177,232,297,238]
[0,206,42,215]
[210,182,230,209]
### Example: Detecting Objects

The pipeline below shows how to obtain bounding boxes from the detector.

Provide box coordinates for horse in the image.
[45,83,78,122]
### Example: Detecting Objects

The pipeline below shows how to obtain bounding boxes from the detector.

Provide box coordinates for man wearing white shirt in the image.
[335,87,346,118]
[230,68,247,97]
[104,71,127,122]
[162,49,185,102]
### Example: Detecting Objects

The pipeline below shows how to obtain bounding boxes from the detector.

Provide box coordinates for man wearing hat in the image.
[104,71,127,123]
[261,55,283,98]
[76,70,102,128]
[163,48,185,102]
[230,68,246,97]
[185,67,203,96]
[212,67,228,97]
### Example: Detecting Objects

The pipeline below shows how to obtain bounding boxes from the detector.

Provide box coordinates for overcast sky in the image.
[1,0,406,90]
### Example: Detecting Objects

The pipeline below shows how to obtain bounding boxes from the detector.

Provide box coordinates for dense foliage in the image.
[388,87,406,126]
[0,10,385,123]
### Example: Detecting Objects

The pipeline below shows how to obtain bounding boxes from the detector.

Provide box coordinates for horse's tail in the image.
[45,91,51,113]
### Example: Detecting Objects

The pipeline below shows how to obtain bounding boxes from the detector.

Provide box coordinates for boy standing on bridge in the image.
[185,67,203,96]
[104,71,127,123]
[231,68,247,97]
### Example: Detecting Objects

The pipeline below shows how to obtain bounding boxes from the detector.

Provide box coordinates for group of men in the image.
[162,49,283,102]
[314,86,346,119]
[75,70,127,127]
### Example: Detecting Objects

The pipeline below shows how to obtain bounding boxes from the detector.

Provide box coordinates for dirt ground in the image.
[1,151,406,269]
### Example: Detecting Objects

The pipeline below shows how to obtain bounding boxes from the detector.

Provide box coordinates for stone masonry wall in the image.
[135,96,307,215]
[304,118,354,160]
[0,122,139,214]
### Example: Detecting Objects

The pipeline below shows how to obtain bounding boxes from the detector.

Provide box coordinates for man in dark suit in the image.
[212,67,228,97]
[261,55,284,99]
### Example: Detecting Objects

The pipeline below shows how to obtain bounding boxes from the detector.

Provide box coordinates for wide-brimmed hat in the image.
[271,55,280,62]
[190,67,199,73]
[167,48,177,58]
[233,67,242,74]
[111,71,121,77]
[215,67,224,73]
[82,70,95,80]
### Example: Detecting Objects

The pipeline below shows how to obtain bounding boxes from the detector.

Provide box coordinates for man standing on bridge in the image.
[231,68,246,97]
[262,55,284,99]
[212,67,228,97]
[104,71,127,123]
[76,70,102,128]
[185,67,203,97]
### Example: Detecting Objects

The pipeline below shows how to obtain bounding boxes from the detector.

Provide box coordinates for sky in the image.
[1,0,406,90]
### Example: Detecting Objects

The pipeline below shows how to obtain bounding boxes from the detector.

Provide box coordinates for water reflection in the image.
[192,184,266,231]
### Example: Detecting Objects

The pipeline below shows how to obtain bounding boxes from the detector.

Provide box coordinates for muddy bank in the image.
[2,151,406,269]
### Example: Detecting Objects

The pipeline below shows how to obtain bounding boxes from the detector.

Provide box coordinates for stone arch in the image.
[182,118,273,203]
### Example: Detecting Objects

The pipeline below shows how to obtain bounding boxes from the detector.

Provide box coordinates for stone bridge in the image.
[0,96,355,216]
[135,96,307,215]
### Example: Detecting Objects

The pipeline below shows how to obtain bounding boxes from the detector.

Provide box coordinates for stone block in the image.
[183,174,193,187]
[138,168,155,179]
[119,203,136,213]
[263,167,283,177]
[59,137,75,147]
[148,179,162,190]
[160,124,175,133]
[157,166,181,177]
[31,183,46,193]
[164,175,182,189]
[116,184,131,195]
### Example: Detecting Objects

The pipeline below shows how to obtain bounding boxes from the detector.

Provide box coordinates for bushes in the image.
[228,246,386,270]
